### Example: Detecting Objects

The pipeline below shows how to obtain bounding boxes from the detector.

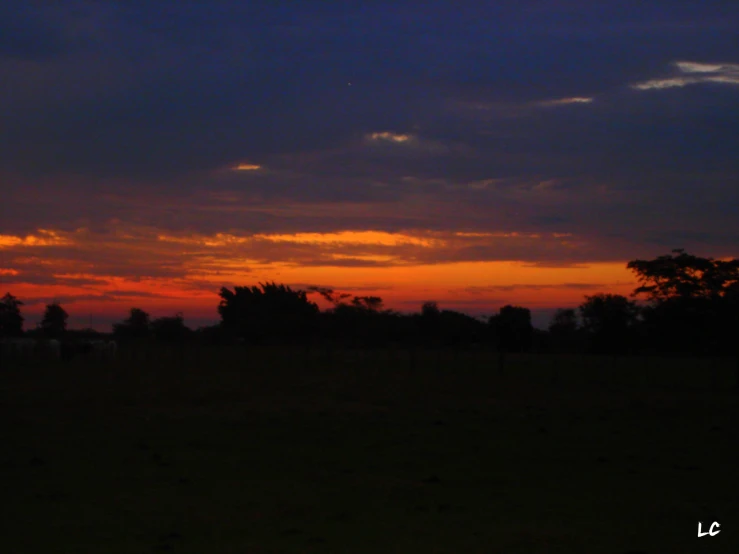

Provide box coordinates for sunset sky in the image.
[2,1,738,330]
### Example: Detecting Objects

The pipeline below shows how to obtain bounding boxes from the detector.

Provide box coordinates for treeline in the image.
[1,249,738,357]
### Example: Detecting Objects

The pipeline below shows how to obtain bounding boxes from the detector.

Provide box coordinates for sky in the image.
[2,1,739,331]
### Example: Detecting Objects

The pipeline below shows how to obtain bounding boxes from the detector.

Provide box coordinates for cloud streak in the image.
[632,60,739,90]
[537,96,595,107]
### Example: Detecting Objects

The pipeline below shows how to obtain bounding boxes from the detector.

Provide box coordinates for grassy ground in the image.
[1,345,737,553]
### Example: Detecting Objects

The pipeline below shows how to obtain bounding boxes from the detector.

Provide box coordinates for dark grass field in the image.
[2,345,738,553]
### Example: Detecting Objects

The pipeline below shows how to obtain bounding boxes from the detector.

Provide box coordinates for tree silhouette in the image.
[579,294,639,354]
[324,295,385,348]
[628,249,739,302]
[113,308,151,339]
[489,305,533,353]
[307,286,351,308]
[549,308,578,334]
[548,308,581,353]
[39,302,68,338]
[439,309,486,349]
[306,288,401,347]
[194,323,230,345]
[151,312,192,342]
[351,296,384,312]
[419,301,442,346]
[639,296,716,354]
[628,250,739,355]
[0,293,24,337]
[717,281,739,355]
[421,301,440,318]
[219,282,318,345]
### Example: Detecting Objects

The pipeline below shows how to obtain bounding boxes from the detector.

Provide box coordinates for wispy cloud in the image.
[361,131,458,156]
[676,61,727,73]
[632,60,739,90]
[537,97,594,107]
[366,131,412,143]
[465,178,504,190]
[157,232,252,247]
[451,96,594,119]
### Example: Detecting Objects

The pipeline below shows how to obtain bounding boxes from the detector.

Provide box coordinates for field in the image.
[2,344,738,553]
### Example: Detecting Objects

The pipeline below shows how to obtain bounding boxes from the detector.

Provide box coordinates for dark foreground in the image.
[1,345,738,553]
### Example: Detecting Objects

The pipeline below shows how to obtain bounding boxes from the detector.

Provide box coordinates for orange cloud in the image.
[0,229,73,248]
[253,230,443,248]
[367,131,412,143]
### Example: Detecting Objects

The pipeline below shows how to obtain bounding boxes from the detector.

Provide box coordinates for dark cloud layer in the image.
[2,1,739,270]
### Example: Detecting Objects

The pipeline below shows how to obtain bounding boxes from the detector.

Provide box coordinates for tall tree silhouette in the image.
[628,249,739,354]
[0,293,24,337]
[39,302,68,338]
[628,249,739,301]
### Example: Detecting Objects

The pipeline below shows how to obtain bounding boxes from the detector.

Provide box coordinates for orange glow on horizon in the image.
[1,225,641,329]
[2,261,635,327]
